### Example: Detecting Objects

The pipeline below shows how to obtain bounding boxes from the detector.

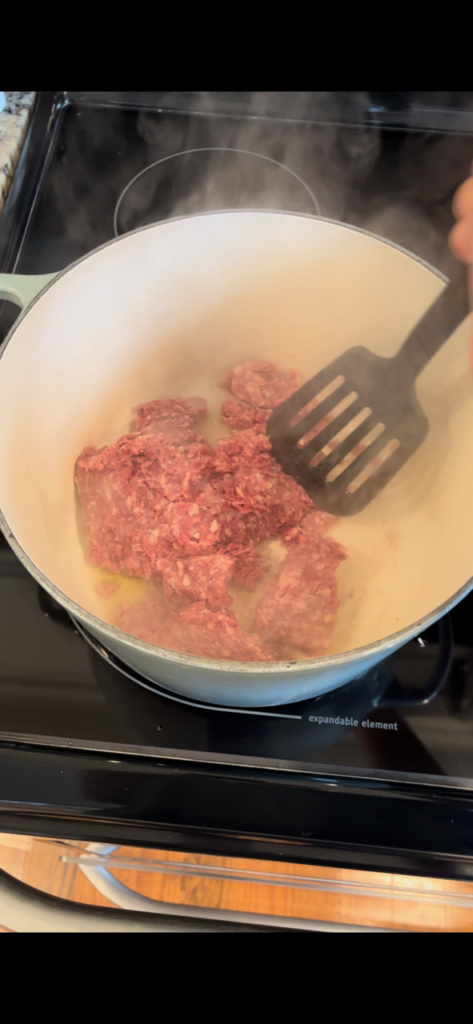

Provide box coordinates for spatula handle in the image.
[394,261,470,380]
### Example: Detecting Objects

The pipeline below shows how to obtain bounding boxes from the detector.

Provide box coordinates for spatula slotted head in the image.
[267,346,429,516]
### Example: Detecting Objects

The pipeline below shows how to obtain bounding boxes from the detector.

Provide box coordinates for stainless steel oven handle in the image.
[0,866,282,932]
[74,843,394,932]
[0,859,394,931]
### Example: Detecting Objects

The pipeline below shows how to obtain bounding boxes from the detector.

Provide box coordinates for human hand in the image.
[449,170,473,367]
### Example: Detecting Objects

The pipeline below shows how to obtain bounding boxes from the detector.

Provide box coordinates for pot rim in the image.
[0,208,471,676]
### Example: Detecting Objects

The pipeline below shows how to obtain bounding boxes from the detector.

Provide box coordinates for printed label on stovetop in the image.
[308,715,398,730]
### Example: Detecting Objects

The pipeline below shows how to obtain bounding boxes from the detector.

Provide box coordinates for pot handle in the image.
[377,614,453,709]
[0,272,58,309]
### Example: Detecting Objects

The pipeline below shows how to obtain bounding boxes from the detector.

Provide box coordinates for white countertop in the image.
[0,92,36,213]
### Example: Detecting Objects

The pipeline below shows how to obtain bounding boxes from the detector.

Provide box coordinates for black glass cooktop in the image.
[6,100,473,280]
[1,528,473,783]
[1,93,473,794]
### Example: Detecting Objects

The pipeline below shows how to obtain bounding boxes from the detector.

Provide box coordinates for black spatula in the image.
[267,263,470,516]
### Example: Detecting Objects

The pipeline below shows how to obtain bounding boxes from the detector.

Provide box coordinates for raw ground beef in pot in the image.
[75,361,348,661]
[221,361,302,411]
[255,511,348,657]
[115,595,275,662]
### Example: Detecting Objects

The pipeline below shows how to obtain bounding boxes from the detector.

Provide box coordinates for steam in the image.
[116,92,379,234]
[45,91,472,280]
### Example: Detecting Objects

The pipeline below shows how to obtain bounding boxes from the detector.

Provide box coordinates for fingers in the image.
[451,172,473,269]
[451,172,473,372]
[452,175,473,221]
[449,215,473,263]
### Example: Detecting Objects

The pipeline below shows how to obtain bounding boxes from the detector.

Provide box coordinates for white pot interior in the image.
[0,211,471,663]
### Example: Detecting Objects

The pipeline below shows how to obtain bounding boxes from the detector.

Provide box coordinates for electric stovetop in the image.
[1,92,473,877]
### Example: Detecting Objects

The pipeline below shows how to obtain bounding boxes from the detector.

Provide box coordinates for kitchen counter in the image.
[0,93,36,213]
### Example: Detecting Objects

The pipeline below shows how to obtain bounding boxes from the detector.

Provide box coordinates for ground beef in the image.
[174,602,275,661]
[160,498,224,556]
[255,512,348,656]
[221,360,301,410]
[157,553,235,608]
[133,397,207,434]
[208,428,312,582]
[75,429,219,577]
[216,462,312,543]
[115,592,172,647]
[281,508,336,544]
[77,359,348,663]
[221,398,270,432]
[116,595,274,662]
[212,428,275,473]
[229,544,264,588]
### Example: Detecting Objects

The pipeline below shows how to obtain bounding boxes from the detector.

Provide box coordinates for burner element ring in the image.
[113,147,320,236]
